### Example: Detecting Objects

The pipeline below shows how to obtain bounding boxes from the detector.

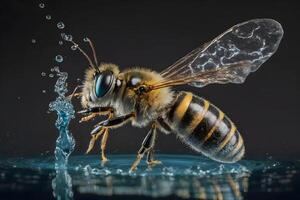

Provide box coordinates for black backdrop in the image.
[0,0,299,160]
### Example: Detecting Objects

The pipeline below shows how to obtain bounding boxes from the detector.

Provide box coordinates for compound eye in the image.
[95,71,113,98]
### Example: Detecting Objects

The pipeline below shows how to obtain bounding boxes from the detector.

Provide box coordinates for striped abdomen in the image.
[164,91,245,163]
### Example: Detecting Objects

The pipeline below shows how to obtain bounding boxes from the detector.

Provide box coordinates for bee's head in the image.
[88,64,120,103]
[68,38,120,107]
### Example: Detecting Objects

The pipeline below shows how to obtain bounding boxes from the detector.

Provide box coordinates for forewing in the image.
[160,19,283,87]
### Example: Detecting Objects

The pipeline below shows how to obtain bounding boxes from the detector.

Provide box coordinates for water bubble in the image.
[41,72,46,77]
[62,34,73,41]
[51,66,60,73]
[42,90,47,93]
[39,3,45,8]
[55,55,63,63]
[31,39,36,44]
[71,44,78,51]
[83,37,89,42]
[45,15,51,20]
[17,96,21,100]
[52,66,60,72]
[49,74,54,78]
[58,41,63,45]
[57,22,65,29]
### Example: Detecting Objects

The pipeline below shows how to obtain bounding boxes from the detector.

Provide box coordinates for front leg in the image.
[129,123,160,172]
[86,112,135,162]
[78,106,114,123]
[90,112,135,134]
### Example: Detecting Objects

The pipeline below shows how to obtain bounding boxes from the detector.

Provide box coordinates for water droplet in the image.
[41,72,46,76]
[49,74,54,78]
[71,44,78,50]
[62,34,73,41]
[42,90,47,93]
[46,15,51,20]
[17,96,21,100]
[51,66,60,73]
[57,22,65,29]
[83,37,89,42]
[39,3,45,8]
[58,41,63,45]
[53,66,60,72]
[31,39,36,44]
[55,55,63,63]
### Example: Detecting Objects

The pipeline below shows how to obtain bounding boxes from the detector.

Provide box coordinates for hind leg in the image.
[130,123,161,172]
[146,149,162,167]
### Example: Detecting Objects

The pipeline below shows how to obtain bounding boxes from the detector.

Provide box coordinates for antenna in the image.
[84,37,99,67]
[69,40,99,72]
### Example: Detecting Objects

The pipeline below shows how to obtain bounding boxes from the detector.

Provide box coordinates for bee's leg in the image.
[129,124,158,172]
[78,107,114,123]
[146,149,162,167]
[91,113,135,135]
[83,109,114,158]
[90,113,135,162]
[86,128,105,154]
[100,128,109,162]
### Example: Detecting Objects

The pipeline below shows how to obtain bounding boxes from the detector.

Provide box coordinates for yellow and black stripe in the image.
[187,174,249,199]
[165,91,245,163]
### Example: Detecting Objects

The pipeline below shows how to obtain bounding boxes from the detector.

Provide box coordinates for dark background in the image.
[0,0,299,160]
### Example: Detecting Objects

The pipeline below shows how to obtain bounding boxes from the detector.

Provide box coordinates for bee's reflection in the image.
[75,172,249,200]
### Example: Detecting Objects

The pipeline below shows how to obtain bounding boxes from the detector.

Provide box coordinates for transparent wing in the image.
[159,19,283,88]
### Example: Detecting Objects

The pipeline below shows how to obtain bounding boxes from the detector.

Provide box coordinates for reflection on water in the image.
[0,155,299,200]
[76,172,249,199]
[52,169,73,200]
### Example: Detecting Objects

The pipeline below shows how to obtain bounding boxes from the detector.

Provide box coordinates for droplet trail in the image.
[55,55,63,63]
[57,22,65,29]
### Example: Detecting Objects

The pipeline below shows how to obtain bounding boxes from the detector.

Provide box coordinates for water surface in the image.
[0,154,299,200]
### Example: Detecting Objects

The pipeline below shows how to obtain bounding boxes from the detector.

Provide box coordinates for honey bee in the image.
[69,19,283,172]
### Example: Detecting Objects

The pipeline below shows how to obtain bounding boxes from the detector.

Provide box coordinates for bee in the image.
[69,19,283,172]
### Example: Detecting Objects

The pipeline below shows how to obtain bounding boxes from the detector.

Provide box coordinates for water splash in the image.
[48,68,75,200]
[48,67,75,169]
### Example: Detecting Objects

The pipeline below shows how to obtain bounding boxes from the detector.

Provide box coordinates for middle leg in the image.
[82,112,135,162]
